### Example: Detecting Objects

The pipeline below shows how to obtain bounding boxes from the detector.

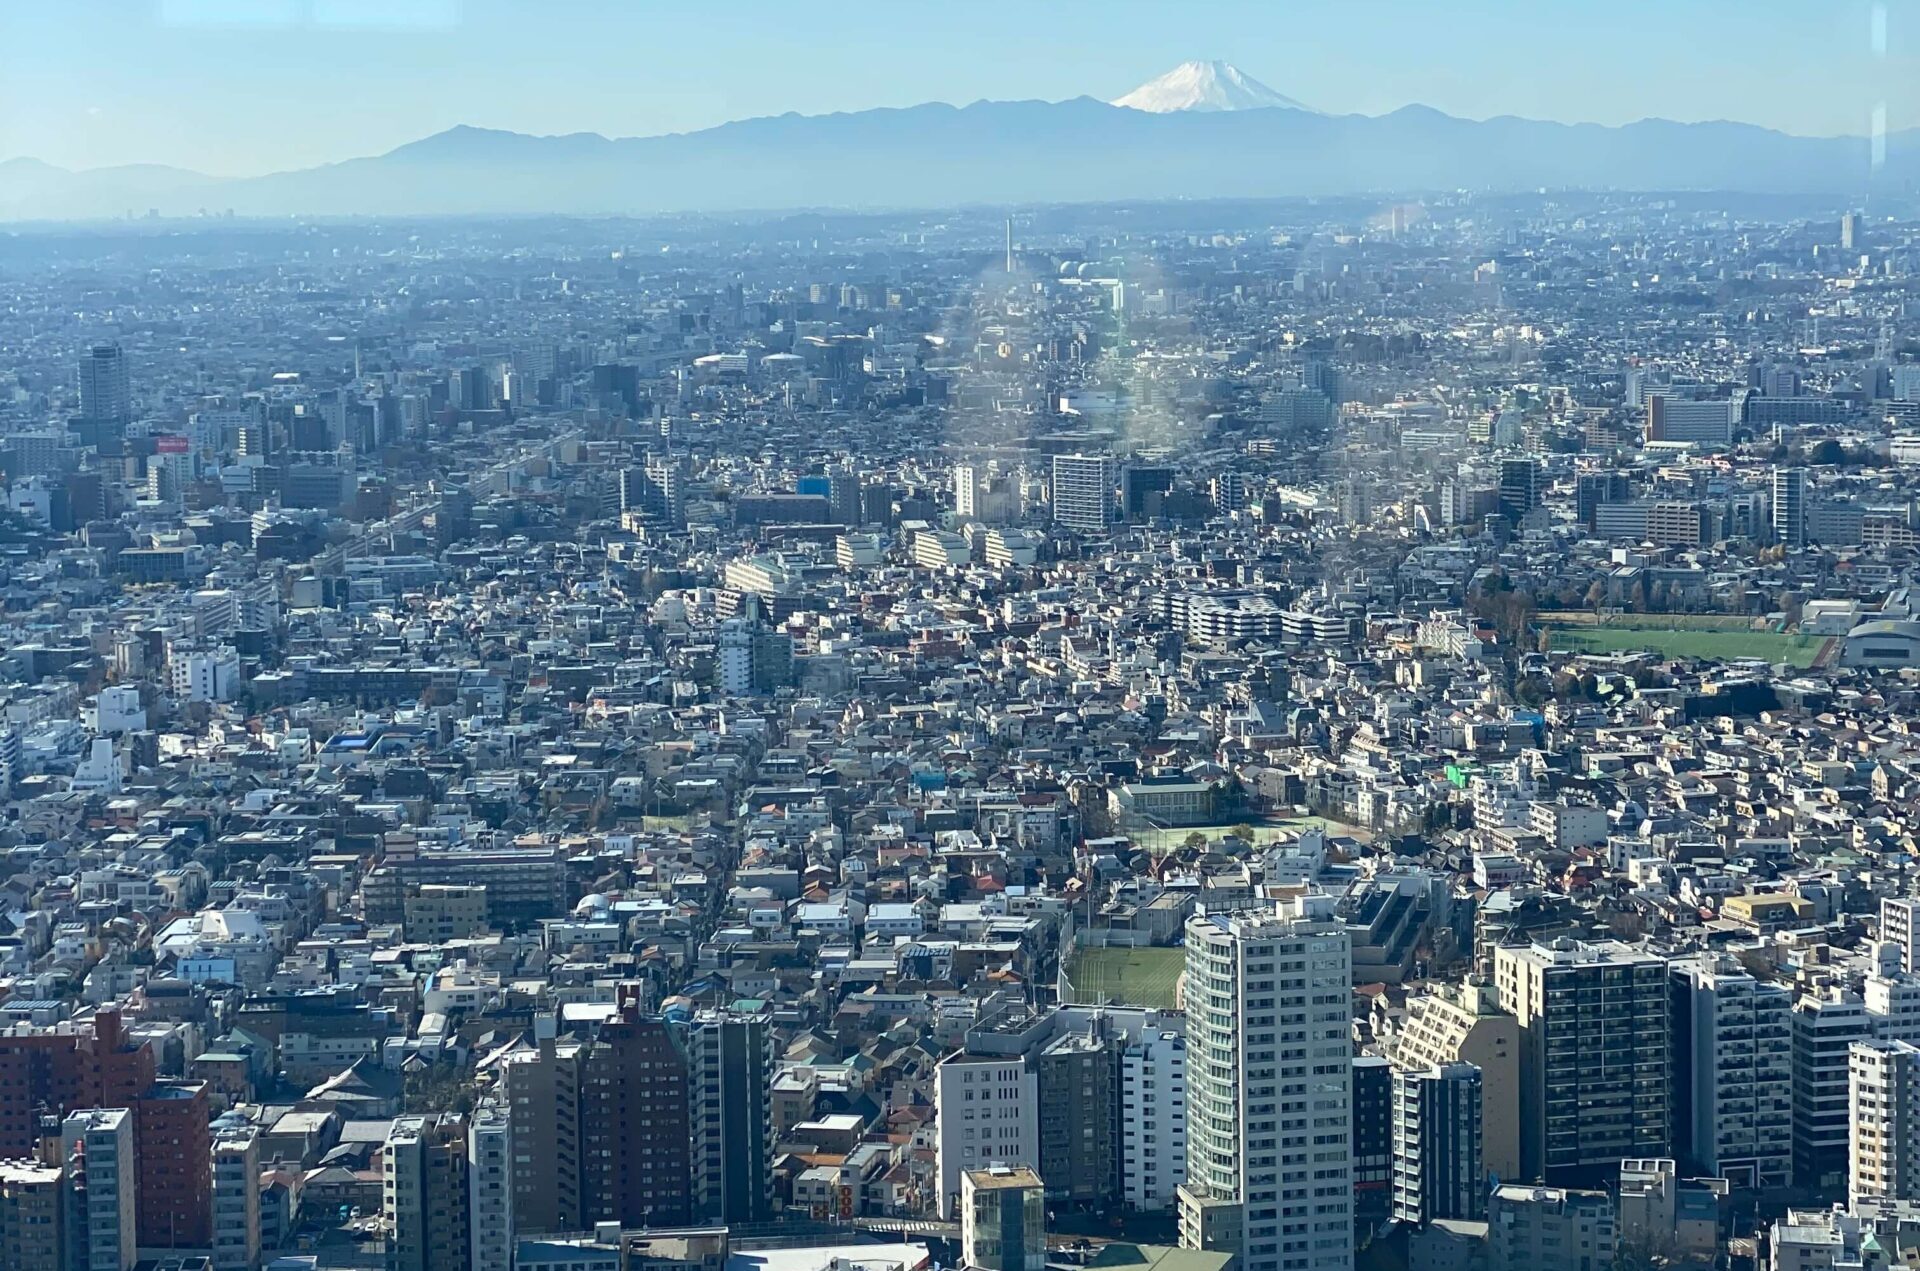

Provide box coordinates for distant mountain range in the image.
[0,68,1908,221]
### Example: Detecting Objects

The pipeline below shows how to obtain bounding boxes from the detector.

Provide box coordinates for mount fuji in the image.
[0,67,1911,219]
[1111,60,1318,114]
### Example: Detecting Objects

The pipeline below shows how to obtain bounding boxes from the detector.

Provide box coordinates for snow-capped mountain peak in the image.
[1110,60,1316,114]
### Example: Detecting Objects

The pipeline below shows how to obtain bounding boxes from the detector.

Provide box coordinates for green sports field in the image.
[1548,625,1825,666]
[1536,611,1766,631]
[1065,946,1185,1008]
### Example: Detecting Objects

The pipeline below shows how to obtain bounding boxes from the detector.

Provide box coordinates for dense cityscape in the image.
[9,43,1920,1271]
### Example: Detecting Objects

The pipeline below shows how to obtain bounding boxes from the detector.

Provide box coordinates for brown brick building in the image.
[0,1009,155,1157]
[135,1080,213,1247]
[503,983,692,1233]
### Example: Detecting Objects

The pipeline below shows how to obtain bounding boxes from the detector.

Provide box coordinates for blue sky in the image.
[2,0,1912,174]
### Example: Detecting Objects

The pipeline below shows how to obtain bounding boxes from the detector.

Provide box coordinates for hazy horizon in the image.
[1,0,1913,176]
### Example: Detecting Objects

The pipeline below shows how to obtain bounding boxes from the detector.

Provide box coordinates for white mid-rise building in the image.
[468,1098,513,1271]
[189,406,262,453]
[1178,895,1353,1271]
[88,685,146,735]
[934,1052,1040,1219]
[70,737,125,795]
[1526,801,1608,850]
[955,463,979,518]
[170,646,241,702]
[1166,591,1288,645]
[1469,774,1534,831]
[1487,1185,1616,1271]
[718,622,754,696]
[211,1121,262,1271]
[1120,1028,1187,1210]
[1869,966,1920,1041]
[1210,472,1248,513]
[1768,1206,1887,1271]
[1793,950,1920,1192]
[912,529,972,569]
[189,587,241,638]
[1050,453,1117,533]
[63,1107,136,1271]
[1851,1038,1920,1207]
[836,532,886,570]
[1884,899,1920,975]
[984,528,1038,568]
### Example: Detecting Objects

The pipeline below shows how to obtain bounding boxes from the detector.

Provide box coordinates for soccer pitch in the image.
[1065,946,1185,1008]
[1548,625,1825,667]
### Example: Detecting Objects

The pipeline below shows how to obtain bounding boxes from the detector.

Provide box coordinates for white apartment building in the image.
[1869,965,1920,1041]
[211,1121,262,1271]
[955,463,978,518]
[1769,1207,1880,1271]
[69,737,124,795]
[63,1107,136,1271]
[170,645,241,702]
[1526,801,1608,850]
[189,587,240,638]
[1670,955,1792,1189]
[1469,774,1533,831]
[1210,472,1248,512]
[1884,898,1920,975]
[1178,895,1353,1271]
[88,685,146,735]
[983,527,1038,568]
[934,1052,1039,1219]
[1121,1028,1187,1210]
[912,529,972,569]
[835,532,886,569]
[1172,592,1288,645]
[188,405,262,452]
[468,1097,513,1271]
[1050,453,1117,533]
[1851,1038,1920,1207]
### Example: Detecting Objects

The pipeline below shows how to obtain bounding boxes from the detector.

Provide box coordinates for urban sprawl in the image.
[3,196,1920,1271]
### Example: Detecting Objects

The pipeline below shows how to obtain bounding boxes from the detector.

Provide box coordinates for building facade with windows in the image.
[1178,896,1354,1271]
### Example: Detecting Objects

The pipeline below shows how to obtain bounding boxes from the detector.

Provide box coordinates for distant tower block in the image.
[1006,216,1014,273]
